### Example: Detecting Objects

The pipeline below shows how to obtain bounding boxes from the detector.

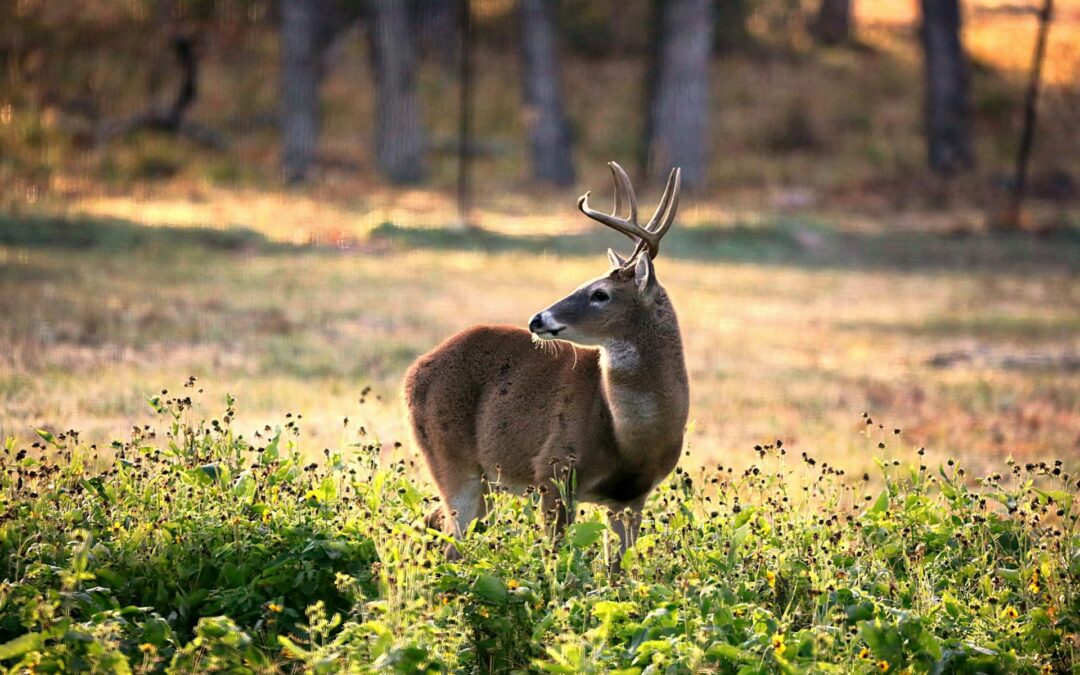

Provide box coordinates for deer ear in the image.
[634,254,657,297]
[607,248,627,269]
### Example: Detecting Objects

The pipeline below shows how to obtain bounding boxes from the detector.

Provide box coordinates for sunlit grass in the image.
[1,213,1077,478]
[0,392,1075,672]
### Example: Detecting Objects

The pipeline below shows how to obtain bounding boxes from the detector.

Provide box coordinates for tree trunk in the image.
[919,0,974,174]
[714,0,752,54]
[643,0,713,190]
[370,0,427,184]
[410,0,459,64]
[813,0,851,45]
[280,0,320,184]
[519,0,575,186]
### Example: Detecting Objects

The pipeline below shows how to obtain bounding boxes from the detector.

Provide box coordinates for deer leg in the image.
[447,472,485,536]
[607,499,645,573]
[539,478,575,542]
[436,469,486,560]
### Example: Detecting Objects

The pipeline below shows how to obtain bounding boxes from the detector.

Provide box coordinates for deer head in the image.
[528,161,682,346]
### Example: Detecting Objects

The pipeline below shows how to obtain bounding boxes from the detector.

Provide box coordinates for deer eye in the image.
[590,289,610,303]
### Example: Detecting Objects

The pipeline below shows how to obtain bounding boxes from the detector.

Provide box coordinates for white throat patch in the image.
[602,340,641,372]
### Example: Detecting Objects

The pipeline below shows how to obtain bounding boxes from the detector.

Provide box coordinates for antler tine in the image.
[627,167,682,260]
[577,192,647,246]
[578,162,681,261]
[578,164,645,247]
[643,167,681,244]
[608,162,638,224]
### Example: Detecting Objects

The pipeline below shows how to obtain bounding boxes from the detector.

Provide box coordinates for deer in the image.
[403,161,689,565]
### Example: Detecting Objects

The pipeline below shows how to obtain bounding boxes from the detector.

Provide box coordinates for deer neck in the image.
[598,294,689,463]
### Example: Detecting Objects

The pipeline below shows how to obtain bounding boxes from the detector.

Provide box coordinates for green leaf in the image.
[734,506,757,529]
[0,632,42,661]
[34,428,56,446]
[592,600,635,625]
[233,470,257,500]
[568,521,606,548]
[471,573,508,605]
[867,490,889,515]
[859,619,903,664]
[194,463,225,485]
[261,431,281,465]
[705,642,752,663]
[277,635,309,659]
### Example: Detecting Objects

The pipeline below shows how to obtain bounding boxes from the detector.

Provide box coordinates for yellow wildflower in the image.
[877,660,890,672]
[139,643,157,655]
[766,570,777,590]
[858,647,871,660]
[268,603,283,613]
[771,634,785,655]
[506,579,519,590]
[1003,606,1020,620]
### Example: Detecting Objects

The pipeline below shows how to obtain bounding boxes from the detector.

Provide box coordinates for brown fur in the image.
[403,261,689,560]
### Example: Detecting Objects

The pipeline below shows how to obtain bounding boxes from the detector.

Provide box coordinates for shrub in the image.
[0,387,1076,673]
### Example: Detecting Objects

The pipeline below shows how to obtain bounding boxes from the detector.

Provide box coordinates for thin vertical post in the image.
[457,0,474,229]
[1006,0,1054,229]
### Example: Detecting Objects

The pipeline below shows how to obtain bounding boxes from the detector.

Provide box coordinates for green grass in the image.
[0,390,1076,673]
[0,214,279,253]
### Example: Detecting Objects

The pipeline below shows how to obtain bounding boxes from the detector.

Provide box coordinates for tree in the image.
[370,0,427,184]
[280,0,320,183]
[410,0,459,64]
[519,0,575,186]
[642,0,713,190]
[919,0,974,174]
[812,0,852,46]
[714,0,753,54]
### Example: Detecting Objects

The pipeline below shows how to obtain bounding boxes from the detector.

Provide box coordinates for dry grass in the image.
[1,212,1076,480]
[0,1,1077,481]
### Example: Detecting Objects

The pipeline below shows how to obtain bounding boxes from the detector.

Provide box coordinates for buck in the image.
[403,162,689,562]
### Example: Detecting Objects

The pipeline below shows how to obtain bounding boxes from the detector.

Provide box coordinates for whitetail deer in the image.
[403,162,688,562]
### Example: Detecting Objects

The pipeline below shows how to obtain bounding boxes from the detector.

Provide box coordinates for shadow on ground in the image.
[0,214,281,252]
[2,213,1078,274]
[371,221,1080,273]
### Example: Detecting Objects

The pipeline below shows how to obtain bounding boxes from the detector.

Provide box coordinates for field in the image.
[0,382,1077,672]
[1,208,1078,672]
[2,0,1080,672]
[1,213,1077,476]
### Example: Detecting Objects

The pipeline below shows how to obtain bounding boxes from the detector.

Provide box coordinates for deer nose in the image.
[529,314,544,333]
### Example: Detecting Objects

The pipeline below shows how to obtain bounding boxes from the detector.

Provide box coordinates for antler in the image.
[577,161,681,261]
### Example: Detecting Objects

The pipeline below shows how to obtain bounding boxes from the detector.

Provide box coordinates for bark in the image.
[96,33,224,149]
[519,0,575,186]
[714,0,752,54]
[643,0,713,189]
[410,0,459,64]
[280,0,320,183]
[458,0,474,227]
[370,0,427,184]
[813,0,852,45]
[919,0,974,174]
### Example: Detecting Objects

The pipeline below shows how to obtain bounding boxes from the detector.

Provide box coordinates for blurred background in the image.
[0,0,1077,474]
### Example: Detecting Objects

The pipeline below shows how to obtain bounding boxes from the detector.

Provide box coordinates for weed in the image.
[0,385,1076,672]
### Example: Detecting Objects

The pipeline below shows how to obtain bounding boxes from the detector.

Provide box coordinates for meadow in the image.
[0,209,1077,673]
[1,1,1079,671]
[1,211,1077,475]
[0,377,1077,672]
